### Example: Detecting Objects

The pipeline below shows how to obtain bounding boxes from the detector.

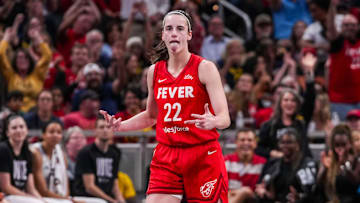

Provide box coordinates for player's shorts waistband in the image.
[157,139,218,148]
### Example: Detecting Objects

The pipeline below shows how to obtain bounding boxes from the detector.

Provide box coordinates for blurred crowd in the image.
[0,0,360,202]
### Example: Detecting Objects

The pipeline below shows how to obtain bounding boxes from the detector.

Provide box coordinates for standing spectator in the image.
[255,128,317,203]
[352,130,360,156]
[66,43,90,86]
[0,28,52,112]
[271,0,312,39]
[71,63,118,115]
[225,128,266,203]
[24,90,62,130]
[327,0,360,120]
[290,21,308,60]
[57,0,100,65]
[0,115,43,203]
[200,15,230,62]
[74,116,125,203]
[315,124,360,202]
[63,90,100,130]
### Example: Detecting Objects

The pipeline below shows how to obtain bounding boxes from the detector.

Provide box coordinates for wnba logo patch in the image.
[200,179,217,198]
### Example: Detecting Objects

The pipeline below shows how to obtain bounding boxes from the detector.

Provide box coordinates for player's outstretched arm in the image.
[100,65,158,132]
[185,60,230,130]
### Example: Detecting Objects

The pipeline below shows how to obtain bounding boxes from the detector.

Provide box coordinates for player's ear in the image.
[187,31,192,41]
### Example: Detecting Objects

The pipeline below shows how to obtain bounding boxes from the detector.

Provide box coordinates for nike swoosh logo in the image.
[158,78,167,83]
[208,150,217,155]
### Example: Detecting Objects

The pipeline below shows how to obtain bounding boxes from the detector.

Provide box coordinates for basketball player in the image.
[101,10,230,203]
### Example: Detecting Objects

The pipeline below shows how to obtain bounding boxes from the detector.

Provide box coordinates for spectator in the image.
[57,0,100,65]
[63,126,87,192]
[0,114,43,203]
[117,171,137,203]
[0,90,24,126]
[74,115,125,203]
[271,0,312,39]
[327,0,360,120]
[219,39,248,89]
[145,0,170,23]
[246,13,274,54]
[225,128,266,203]
[63,90,100,130]
[256,89,313,159]
[345,109,360,131]
[352,130,360,156]
[86,29,112,68]
[24,90,62,130]
[227,74,257,129]
[51,86,71,119]
[0,27,52,112]
[255,127,317,203]
[93,0,121,19]
[66,43,91,87]
[71,63,118,115]
[302,0,343,53]
[31,120,70,201]
[315,124,360,202]
[290,21,308,60]
[115,88,143,121]
[200,15,230,63]
[307,93,336,137]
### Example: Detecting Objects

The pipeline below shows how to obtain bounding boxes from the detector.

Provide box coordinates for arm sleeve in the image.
[301,80,316,127]
[32,42,52,81]
[0,40,15,80]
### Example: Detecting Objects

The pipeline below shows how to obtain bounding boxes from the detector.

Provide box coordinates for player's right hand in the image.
[99,110,122,131]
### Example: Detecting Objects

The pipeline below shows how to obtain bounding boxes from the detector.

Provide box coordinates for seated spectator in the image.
[0,91,24,131]
[200,15,230,63]
[63,90,100,130]
[0,27,52,112]
[246,14,274,54]
[24,90,62,130]
[63,126,87,192]
[255,128,317,203]
[219,39,249,89]
[51,86,71,119]
[315,124,360,202]
[71,63,118,115]
[73,115,125,203]
[31,120,70,200]
[227,74,257,129]
[86,29,112,68]
[117,171,137,203]
[352,130,360,156]
[346,109,360,131]
[225,128,266,203]
[307,93,336,138]
[256,89,313,159]
[290,21,308,61]
[0,114,43,203]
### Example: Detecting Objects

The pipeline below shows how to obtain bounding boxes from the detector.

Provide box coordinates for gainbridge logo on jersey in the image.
[163,126,190,134]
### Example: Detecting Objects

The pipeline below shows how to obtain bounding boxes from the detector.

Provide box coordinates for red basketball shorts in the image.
[147,140,228,203]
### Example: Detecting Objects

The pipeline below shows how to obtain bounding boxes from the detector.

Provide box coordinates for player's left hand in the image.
[184,103,216,130]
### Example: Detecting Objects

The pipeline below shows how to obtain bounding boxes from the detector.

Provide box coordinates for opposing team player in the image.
[101,10,230,203]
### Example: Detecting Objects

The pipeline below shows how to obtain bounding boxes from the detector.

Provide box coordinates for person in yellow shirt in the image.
[117,171,136,203]
[0,27,52,112]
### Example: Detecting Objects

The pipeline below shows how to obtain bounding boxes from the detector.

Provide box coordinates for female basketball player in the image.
[101,10,230,203]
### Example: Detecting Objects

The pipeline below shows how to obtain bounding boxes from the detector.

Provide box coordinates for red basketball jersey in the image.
[153,54,219,146]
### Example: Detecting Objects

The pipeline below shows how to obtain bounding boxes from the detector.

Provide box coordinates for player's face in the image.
[43,122,63,147]
[162,14,192,54]
[7,117,28,145]
[95,119,113,142]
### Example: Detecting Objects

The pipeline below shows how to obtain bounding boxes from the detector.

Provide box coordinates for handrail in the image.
[218,0,253,41]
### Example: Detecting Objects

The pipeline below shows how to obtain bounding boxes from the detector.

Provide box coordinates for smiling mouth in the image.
[170,40,179,44]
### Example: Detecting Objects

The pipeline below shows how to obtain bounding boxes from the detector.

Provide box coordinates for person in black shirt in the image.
[0,114,43,202]
[74,115,125,203]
